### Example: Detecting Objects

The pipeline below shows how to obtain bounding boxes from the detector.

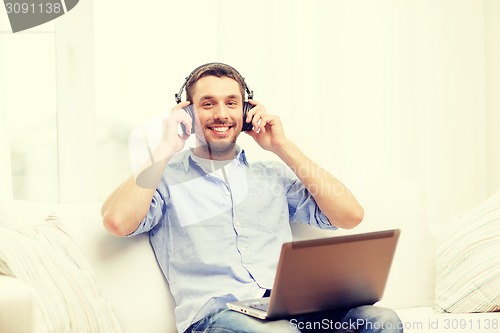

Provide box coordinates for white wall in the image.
[485,0,500,195]
[92,0,221,197]
[0,8,59,202]
[55,0,98,203]
[1,0,498,226]
[89,0,496,225]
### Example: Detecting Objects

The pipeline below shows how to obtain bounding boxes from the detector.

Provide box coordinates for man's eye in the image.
[228,101,237,107]
[202,102,213,108]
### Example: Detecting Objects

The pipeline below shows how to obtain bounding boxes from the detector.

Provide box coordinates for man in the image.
[101,63,402,333]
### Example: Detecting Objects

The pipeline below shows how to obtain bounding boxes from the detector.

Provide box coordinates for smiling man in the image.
[101,63,402,333]
[189,74,244,159]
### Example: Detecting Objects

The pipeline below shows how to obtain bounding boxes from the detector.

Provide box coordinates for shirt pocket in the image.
[241,176,289,233]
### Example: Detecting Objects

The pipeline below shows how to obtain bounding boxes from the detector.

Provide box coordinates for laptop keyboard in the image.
[248,301,269,312]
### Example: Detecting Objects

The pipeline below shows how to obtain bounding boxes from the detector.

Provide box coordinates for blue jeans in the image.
[185,305,403,333]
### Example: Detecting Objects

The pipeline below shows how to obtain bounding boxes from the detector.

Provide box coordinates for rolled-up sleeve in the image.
[282,167,336,231]
[127,189,167,236]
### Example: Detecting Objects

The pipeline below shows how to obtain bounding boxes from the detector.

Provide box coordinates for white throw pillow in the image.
[0,216,124,333]
[435,191,500,313]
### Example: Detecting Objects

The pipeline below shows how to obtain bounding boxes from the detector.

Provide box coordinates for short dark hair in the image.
[185,63,246,102]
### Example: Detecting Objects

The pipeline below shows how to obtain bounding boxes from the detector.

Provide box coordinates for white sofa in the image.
[1,180,498,333]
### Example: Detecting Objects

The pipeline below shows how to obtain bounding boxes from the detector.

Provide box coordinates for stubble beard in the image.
[205,137,238,159]
[194,131,240,159]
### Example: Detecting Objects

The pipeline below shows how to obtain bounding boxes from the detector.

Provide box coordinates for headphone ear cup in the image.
[242,102,254,132]
[181,104,195,135]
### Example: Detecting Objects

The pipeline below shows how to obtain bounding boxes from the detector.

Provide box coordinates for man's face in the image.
[191,75,244,156]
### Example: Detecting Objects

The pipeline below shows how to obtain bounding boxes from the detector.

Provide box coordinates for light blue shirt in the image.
[129,148,335,333]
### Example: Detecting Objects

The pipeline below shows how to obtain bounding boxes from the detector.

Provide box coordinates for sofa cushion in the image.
[395,306,500,333]
[0,214,123,333]
[0,275,36,333]
[1,200,179,333]
[56,203,178,333]
[434,190,500,313]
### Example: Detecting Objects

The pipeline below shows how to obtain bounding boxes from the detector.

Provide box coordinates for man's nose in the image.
[213,104,229,120]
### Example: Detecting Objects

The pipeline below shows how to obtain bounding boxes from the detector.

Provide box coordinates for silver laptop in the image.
[226,229,400,320]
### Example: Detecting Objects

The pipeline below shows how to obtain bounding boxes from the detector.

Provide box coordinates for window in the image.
[0,18,59,202]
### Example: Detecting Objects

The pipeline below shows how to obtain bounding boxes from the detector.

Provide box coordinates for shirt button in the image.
[225,191,230,196]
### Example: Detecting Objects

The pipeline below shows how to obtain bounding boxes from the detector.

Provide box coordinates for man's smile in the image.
[207,124,234,136]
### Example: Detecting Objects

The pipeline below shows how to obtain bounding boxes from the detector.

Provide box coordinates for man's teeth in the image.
[212,127,229,133]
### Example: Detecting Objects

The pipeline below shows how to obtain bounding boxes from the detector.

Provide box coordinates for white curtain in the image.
[1,0,499,227]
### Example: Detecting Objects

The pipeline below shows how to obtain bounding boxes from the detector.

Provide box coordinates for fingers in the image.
[178,109,193,136]
[171,101,191,112]
[169,101,193,136]
[245,99,271,134]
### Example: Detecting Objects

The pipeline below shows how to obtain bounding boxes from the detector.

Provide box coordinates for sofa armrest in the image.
[0,275,35,333]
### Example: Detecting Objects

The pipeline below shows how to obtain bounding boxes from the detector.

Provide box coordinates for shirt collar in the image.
[181,146,249,172]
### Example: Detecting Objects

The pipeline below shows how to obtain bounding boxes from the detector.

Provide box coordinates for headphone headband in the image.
[175,62,254,104]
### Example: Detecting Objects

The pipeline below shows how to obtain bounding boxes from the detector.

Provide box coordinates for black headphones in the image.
[175,63,255,133]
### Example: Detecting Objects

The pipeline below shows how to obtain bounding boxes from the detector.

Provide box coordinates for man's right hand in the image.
[101,102,193,236]
[132,102,193,188]
[159,101,193,158]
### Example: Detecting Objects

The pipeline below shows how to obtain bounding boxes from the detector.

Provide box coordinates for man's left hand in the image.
[245,100,289,154]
